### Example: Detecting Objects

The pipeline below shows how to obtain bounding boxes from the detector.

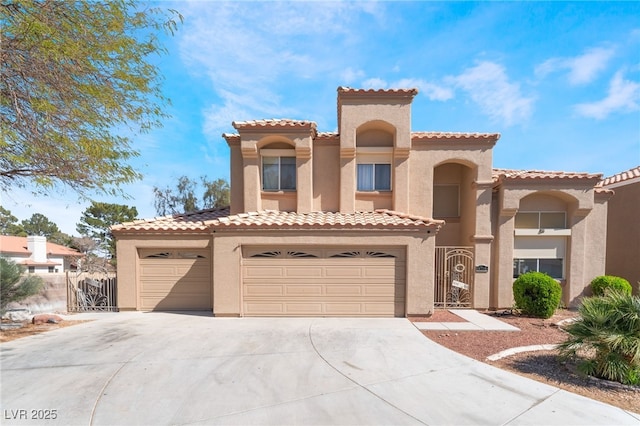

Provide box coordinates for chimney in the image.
[27,236,47,263]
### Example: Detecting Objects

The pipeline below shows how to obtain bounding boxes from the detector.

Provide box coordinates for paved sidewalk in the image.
[414,309,520,331]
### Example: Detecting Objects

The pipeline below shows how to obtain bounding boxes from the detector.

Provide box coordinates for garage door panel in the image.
[285,267,323,277]
[245,284,284,296]
[242,247,405,317]
[138,251,211,311]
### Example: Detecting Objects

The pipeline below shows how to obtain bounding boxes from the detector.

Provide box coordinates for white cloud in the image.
[449,61,534,126]
[361,78,388,89]
[341,68,366,84]
[574,70,640,119]
[535,47,615,85]
[393,78,454,101]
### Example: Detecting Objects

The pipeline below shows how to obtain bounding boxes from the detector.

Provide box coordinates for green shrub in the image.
[0,257,44,312]
[590,275,632,296]
[558,290,640,386]
[513,272,562,318]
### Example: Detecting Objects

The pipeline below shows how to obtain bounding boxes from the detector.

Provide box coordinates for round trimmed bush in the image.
[590,275,632,296]
[513,272,562,318]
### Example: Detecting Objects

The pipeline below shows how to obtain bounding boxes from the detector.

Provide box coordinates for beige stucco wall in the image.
[115,234,211,311]
[312,141,341,212]
[212,229,436,316]
[605,182,640,292]
[491,184,606,308]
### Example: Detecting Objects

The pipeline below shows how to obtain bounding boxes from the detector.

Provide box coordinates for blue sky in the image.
[2,1,639,236]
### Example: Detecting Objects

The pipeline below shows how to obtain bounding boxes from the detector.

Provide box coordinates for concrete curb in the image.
[486,344,558,361]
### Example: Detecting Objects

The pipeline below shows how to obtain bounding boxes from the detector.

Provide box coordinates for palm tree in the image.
[558,290,640,385]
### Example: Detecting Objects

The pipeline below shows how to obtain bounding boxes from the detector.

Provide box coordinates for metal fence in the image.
[434,246,474,308]
[67,272,118,312]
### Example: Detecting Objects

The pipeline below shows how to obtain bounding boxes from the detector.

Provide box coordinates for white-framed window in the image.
[513,259,563,279]
[515,212,566,229]
[357,163,391,191]
[513,236,565,279]
[261,149,296,191]
[356,147,392,192]
[433,184,460,218]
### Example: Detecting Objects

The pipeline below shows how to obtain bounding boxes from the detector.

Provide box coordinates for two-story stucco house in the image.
[112,87,610,316]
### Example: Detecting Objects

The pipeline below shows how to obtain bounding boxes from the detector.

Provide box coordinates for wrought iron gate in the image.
[67,272,118,312]
[434,247,474,308]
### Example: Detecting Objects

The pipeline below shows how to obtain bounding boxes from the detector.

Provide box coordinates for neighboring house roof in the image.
[111,208,443,233]
[0,235,82,257]
[492,169,603,183]
[599,165,640,188]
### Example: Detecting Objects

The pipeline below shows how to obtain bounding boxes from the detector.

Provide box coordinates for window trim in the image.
[261,150,296,192]
[356,147,392,192]
[513,258,564,279]
[515,211,567,229]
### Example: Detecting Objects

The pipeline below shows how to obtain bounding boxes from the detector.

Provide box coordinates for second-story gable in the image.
[223,87,500,220]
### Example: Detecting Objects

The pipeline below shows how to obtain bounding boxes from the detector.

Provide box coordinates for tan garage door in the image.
[242,247,405,317]
[138,249,211,311]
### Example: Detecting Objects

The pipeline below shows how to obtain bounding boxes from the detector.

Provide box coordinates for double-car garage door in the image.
[242,247,405,317]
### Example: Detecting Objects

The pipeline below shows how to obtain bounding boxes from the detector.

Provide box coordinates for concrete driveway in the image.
[1,312,638,426]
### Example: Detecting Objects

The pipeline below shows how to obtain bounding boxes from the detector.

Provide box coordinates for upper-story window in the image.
[356,147,392,192]
[515,212,566,229]
[261,149,296,191]
[357,163,391,191]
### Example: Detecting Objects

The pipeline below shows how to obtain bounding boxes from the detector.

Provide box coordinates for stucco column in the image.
[471,181,494,309]
[567,210,589,307]
[393,149,410,213]
[242,155,260,212]
[406,234,435,315]
[340,149,356,213]
[212,236,241,316]
[296,144,313,213]
[115,237,138,311]
[494,208,517,308]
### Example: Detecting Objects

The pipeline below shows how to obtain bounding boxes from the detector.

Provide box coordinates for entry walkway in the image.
[413,309,520,331]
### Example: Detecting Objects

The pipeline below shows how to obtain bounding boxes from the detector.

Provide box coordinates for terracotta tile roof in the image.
[0,235,82,257]
[493,169,602,183]
[337,87,419,97]
[412,132,500,141]
[599,165,640,187]
[111,208,443,232]
[232,119,317,132]
[111,208,231,233]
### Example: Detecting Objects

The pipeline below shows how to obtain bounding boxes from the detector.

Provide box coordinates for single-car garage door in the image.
[242,247,405,317]
[138,249,211,311]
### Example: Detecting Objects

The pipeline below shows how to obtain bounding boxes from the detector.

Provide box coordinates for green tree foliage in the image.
[512,271,562,318]
[590,275,633,296]
[1,1,182,197]
[77,202,138,259]
[20,213,60,238]
[0,257,43,312]
[154,176,230,215]
[0,206,24,235]
[558,291,640,385]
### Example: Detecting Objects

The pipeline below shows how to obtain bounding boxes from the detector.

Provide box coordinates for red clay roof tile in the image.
[493,168,602,182]
[600,165,640,187]
[111,208,443,233]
